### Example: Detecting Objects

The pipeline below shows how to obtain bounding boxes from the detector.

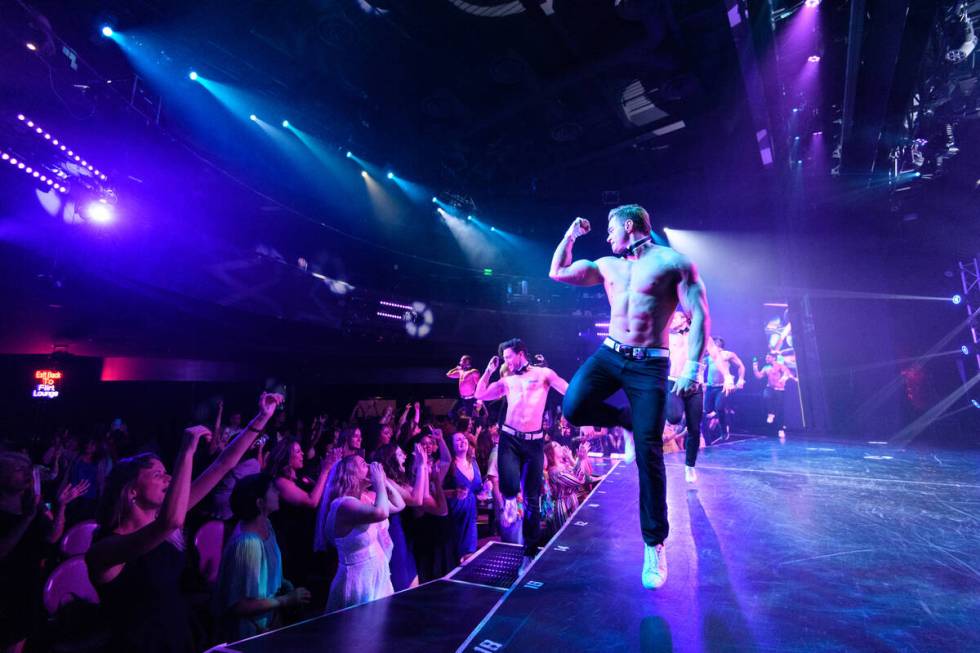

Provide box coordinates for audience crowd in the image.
[0,389,604,653]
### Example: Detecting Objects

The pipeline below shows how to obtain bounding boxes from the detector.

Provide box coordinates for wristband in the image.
[681,360,706,380]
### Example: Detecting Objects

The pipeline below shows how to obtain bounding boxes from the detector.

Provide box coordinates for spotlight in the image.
[808,55,821,63]
[490,226,496,232]
[361,170,369,178]
[16,115,24,121]
[281,120,290,128]
[962,345,971,356]
[26,121,34,127]
[431,197,438,203]
[249,114,257,122]
[84,201,113,224]
[101,25,114,38]
[346,151,353,158]
[26,42,37,51]
[467,215,473,221]
[0,153,7,160]
[386,171,395,180]
[188,71,198,81]
[973,399,980,409]
[804,0,821,7]
[952,294,963,305]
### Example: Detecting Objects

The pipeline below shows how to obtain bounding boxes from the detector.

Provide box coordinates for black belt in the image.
[603,337,670,361]
[501,424,544,441]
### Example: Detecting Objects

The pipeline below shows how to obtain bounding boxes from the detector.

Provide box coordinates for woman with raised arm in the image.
[315,456,405,611]
[372,442,430,590]
[265,439,335,587]
[86,393,282,653]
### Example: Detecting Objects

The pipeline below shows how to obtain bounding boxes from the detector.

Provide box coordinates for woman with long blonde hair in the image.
[315,455,405,612]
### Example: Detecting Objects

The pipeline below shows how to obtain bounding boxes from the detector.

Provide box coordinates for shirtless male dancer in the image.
[666,312,734,483]
[475,338,568,572]
[549,203,717,590]
[446,355,479,421]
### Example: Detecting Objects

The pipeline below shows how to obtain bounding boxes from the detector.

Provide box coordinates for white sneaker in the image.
[518,555,533,577]
[642,543,667,589]
[778,429,786,439]
[623,428,636,464]
[684,465,697,483]
[500,497,519,529]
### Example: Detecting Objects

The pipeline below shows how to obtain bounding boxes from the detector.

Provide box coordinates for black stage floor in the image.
[211,437,980,653]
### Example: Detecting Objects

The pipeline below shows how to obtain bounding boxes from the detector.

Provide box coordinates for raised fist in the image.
[485,356,500,374]
[566,217,591,241]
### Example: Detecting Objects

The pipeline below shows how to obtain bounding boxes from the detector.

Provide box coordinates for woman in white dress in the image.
[315,455,405,612]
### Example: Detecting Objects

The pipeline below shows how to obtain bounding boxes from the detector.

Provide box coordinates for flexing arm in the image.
[474,356,507,401]
[549,218,603,286]
[446,367,462,379]
[753,361,766,380]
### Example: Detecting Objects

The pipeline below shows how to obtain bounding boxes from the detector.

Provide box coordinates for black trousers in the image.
[562,346,670,546]
[764,387,786,431]
[666,380,703,468]
[702,385,732,440]
[497,432,544,557]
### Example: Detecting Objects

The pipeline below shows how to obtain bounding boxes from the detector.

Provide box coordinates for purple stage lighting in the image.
[952,294,963,305]
[804,0,821,6]
[16,114,25,121]
[808,55,821,63]
[84,201,113,224]
[1,153,7,161]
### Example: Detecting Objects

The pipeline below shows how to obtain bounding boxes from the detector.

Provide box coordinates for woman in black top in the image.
[86,393,283,653]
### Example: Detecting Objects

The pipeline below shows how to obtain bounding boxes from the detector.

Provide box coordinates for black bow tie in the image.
[620,236,652,258]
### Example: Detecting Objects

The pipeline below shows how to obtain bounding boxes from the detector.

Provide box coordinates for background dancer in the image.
[446,355,479,421]
[702,337,746,442]
[474,338,568,573]
[753,352,796,439]
[549,204,718,590]
[666,312,734,483]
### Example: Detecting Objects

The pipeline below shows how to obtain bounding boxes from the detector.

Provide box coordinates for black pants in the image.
[497,432,544,557]
[563,346,670,546]
[666,380,703,468]
[449,396,476,421]
[702,385,731,440]
[764,387,786,431]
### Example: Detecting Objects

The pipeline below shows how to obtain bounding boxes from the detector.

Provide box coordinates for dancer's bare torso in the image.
[595,248,686,348]
[457,370,478,397]
[500,367,558,432]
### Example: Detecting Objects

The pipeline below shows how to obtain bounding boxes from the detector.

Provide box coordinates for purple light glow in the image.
[26,121,34,127]
[32,171,40,178]
[8,158,16,165]
[0,153,7,161]
[17,114,25,121]
[35,127,43,134]
[804,0,821,6]
[379,299,413,311]
[808,55,821,63]
[84,201,113,224]
[17,163,25,169]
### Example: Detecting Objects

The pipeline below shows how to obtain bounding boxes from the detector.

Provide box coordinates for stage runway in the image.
[213,437,979,653]
[461,436,980,653]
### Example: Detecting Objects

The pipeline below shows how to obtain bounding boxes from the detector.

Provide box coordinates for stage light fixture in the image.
[490,226,496,232]
[188,71,198,81]
[281,120,290,128]
[386,171,395,180]
[26,121,34,127]
[804,0,821,7]
[101,25,114,38]
[962,345,971,356]
[361,170,369,178]
[16,115,25,121]
[249,114,258,122]
[808,55,821,63]
[952,294,963,305]
[84,201,113,224]
[26,42,37,51]
[346,151,353,158]
[431,197,438,203]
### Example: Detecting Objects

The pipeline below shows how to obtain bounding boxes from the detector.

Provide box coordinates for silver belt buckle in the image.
[634,348,646,360]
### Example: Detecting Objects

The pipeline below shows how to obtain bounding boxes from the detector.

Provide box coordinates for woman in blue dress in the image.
[444,431,484,563]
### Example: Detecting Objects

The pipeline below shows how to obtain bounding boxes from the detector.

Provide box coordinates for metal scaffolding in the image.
[959,256,980,374]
